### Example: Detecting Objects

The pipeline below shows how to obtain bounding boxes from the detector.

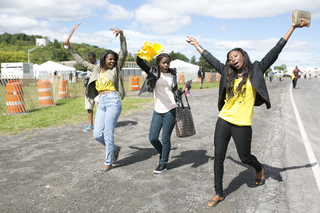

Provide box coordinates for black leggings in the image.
[214,117,262,197]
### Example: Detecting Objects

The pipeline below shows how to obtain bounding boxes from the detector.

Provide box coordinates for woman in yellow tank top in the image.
[187,19,309,207]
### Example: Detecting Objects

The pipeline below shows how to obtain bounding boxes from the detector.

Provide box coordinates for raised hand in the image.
[110,25,124,37]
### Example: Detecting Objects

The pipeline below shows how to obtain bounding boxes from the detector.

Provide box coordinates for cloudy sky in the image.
[1,0,319,68]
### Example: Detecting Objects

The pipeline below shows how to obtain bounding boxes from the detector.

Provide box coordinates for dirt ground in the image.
[0,84,290,212]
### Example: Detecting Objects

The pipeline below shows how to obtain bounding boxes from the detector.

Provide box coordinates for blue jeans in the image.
[93,92,122,165]
[149,108,176,166]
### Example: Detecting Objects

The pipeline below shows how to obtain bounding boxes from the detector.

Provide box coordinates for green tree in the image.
[169,51,189,62]
[190,55,196,64]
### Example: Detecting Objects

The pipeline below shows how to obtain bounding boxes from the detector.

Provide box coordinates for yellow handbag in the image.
[292,10,311,27]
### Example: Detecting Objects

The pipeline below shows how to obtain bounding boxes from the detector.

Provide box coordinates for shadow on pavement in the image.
[169,150,214,169]
[223,156,316,198]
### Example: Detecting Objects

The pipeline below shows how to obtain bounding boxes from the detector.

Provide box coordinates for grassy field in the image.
[0,80,219,135]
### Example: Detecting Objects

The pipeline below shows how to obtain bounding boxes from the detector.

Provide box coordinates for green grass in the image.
[0,96,153,135]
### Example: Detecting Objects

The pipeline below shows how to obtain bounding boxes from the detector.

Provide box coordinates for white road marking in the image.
[290,85,320,193]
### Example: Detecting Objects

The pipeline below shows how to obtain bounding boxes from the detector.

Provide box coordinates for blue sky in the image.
[0,0,319,68]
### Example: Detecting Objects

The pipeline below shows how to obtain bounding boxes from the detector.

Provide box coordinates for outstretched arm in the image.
[283,18,309,41]
[65,42,95,71]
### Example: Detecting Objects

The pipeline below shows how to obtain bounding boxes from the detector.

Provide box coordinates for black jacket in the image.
[136,56,183,104]
[201,38,287,111]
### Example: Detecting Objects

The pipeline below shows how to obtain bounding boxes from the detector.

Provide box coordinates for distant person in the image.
[83,52,100,132]
[198,66,205,89]
[65,26,127,173]
[187,18,308,207]
[54,70,57,76]
[69,71,73,83]
[304,71,307,79]
[292,66,301,89]
[309,70,311,79]
[269,70,273,82]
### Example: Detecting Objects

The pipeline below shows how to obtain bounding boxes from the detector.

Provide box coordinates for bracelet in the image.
[196,45,204,52]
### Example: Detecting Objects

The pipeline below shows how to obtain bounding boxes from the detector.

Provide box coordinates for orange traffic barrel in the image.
[216,73,221,82]
[132,76,139,90]
[58,80,68,99]
[37,79,54,106]
[6,80,26,114]
[206,73,212,82]
[179,74,185,84]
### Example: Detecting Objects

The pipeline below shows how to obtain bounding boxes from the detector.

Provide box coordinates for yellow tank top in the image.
[95,72,116,92]
[219,77,256,126]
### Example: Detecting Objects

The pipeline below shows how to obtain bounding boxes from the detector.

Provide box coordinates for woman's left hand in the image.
[110,25,124,37]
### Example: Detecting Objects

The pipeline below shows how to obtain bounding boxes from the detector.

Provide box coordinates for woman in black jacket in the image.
[187,19,308,207]
[137,53,189,174]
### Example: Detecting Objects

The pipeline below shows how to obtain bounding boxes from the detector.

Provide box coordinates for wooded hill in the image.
[0,32,214,72]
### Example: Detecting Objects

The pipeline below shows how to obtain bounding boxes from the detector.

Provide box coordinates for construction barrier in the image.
[197,76,200,83]
[5,80,26,114]
[132,76,140,91]
[58,80,68,99]
[216,73,221,82]
[206,73,212,82]
[37,79,54,106]
[179,74,185,84]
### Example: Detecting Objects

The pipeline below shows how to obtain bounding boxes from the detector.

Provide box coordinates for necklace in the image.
[238,72,243,77]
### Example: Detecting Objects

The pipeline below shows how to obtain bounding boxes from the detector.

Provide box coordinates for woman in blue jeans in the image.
[187,19,308,207]
[66,26,127,173]
[136,53,189,174]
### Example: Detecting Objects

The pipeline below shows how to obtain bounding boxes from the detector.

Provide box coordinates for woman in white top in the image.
[136,53,189,174]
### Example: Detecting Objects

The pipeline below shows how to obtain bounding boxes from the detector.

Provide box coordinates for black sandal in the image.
[255,167,265,185]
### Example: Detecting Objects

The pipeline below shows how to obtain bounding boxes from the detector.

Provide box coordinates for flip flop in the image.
[98,165,113,173]
[207,196,224,207]
[113,146,121,162]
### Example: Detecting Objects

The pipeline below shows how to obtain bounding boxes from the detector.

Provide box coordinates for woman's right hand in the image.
[64,42,71,50]
[186,36,200,47]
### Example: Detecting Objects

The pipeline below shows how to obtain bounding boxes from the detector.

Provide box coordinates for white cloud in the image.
[104,4,134,20]
[0,0,108,22]
[134,4,192,34]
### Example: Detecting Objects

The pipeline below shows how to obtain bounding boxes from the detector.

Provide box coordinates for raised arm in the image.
[186,36,225,74]
[110,26,128,70]
[65,42,96,71]
[283,18,309,41]
[136,56,152,74]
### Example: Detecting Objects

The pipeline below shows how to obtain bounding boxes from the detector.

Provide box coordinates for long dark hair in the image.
[225,48,252,99]
[100,50,118,70]
[156,53,171,77]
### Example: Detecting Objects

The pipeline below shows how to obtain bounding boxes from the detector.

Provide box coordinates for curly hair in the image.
[99,50,118,70]
[225,48,252,99]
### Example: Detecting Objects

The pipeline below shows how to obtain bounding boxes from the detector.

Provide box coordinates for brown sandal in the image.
[255,166,265,185]
[207,196,224,207]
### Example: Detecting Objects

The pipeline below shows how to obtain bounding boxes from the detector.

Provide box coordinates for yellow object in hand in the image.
[136,42,164,62]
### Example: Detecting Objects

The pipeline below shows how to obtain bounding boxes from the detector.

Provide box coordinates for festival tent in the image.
[33,61,76,79]
[170,59,199,83]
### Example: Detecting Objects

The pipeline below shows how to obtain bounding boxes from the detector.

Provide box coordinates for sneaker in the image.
[83,125,94,132]
[153,165,167,174]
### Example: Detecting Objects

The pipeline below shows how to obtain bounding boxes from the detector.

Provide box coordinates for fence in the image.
[0,74,145,115]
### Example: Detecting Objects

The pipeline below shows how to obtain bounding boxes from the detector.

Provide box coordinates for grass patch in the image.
[0,96,153,135]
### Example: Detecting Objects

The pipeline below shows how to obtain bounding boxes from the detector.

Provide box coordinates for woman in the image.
[66,26,127,173]
[187,19,308,206]
[136,53,190,174]
[292,66,301,88]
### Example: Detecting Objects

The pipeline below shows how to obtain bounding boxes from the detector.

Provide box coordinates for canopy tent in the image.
[34,61,76,79]
[170,59,199,83]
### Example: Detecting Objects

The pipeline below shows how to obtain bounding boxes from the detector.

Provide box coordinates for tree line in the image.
[0,32,215,72]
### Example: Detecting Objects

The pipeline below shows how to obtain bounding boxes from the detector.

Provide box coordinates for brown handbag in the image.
[175,93,196,138]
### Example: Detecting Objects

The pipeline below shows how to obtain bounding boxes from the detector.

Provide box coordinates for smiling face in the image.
[228,50,244,72]
[158,57,170,73]
[104,54,116,70]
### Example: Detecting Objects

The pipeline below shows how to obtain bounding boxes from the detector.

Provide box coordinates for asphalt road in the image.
[1,77,320,212]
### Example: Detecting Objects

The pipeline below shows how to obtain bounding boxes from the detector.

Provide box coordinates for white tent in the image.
[34,61,76,79]
[170,59,199,83]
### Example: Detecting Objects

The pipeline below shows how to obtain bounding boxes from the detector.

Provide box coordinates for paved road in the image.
[0,78,320,212]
